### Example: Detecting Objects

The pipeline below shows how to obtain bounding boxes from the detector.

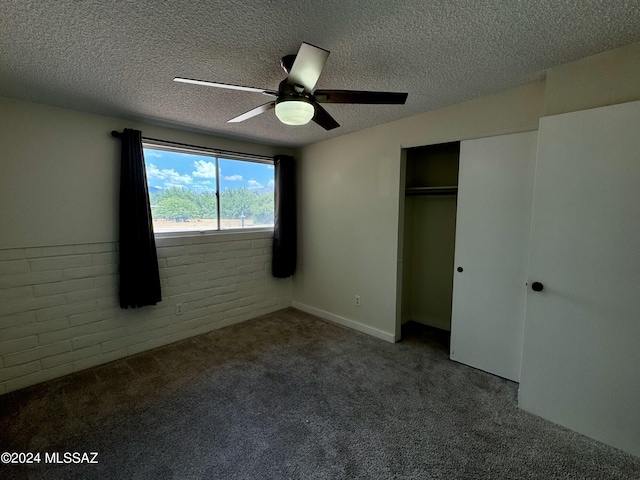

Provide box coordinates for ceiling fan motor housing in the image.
[278,79,308,100]
[280,54,297,74]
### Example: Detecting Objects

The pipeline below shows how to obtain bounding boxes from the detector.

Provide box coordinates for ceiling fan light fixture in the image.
[275,99,315,126]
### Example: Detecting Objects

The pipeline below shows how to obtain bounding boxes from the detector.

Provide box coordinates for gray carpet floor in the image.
[1,307,639,479]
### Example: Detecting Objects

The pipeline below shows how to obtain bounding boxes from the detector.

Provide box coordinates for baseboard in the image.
[291,302,396,343]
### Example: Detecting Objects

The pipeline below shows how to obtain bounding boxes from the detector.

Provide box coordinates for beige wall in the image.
[293,81,545,340]
[404,195,458,331]
[293,40,640,456]
[0,97,290,250]
[544,41,640,116]
[294,40,640,342]
[3,39,639,396]
[403,144,460,331]
[0,97,292,393]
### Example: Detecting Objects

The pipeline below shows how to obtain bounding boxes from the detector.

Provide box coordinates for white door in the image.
[519,101,640,457]
[450,131,537,381]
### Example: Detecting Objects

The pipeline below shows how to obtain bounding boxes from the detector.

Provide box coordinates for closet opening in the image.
[399,141,460,341]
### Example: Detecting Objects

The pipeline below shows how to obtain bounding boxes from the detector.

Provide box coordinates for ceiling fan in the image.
[174,42,408,130]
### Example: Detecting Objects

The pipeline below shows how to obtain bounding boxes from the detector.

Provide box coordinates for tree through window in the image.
[143,145,274,233]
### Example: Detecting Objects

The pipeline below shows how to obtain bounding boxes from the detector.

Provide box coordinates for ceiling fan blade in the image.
[287,43,330,92]
[312,102,340,130]
[228,102,276,123]
[314,90,408,104]
[174,77,278,96]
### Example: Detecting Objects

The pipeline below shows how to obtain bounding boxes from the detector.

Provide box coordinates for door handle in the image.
[531,282,544,292]
[457,267,463,272]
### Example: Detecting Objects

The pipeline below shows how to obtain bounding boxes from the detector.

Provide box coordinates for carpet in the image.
[1,308,639,479]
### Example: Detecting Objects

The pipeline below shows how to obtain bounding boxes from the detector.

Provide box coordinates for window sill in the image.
[154,227,274,243]
[155,227,273,237]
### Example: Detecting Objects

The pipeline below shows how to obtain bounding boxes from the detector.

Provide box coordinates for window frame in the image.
[142,141,275,238]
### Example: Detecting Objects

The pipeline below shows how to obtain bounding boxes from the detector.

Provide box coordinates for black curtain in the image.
[117,129,162,308]
[272,155,296,278]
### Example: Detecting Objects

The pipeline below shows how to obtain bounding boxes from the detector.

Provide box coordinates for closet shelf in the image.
[405,186,458,196]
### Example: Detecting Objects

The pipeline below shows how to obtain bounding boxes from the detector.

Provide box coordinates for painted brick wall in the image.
[0,231,291,394]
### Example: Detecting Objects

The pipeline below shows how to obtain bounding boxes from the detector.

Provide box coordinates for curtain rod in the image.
[110,130,274,162]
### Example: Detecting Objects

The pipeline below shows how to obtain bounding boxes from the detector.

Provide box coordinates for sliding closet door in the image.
[519,101,640,457]
[450,131,537,382]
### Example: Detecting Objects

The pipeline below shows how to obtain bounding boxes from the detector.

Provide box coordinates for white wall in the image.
[519,101,640,458]
[517,41,640,458]
[293,81,545,340]
[0,98,292,393]
[0,232,290,394]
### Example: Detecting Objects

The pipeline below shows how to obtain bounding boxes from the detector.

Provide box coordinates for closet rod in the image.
[405,186,458,196]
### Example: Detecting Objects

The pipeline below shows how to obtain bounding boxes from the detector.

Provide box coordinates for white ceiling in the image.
[1,1,640,148]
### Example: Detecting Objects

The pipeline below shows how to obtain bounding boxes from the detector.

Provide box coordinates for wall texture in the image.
[0,231,290,394]
[3,39,639,397]
[293,80,545,341]
[0,98,292,393]
[402,144,460,331]
[0,96,290,249]
[404,196,458,331]
[293,40,640,344]
[518,40,640,459]
[544,41,640,116]
[292,39,640,457]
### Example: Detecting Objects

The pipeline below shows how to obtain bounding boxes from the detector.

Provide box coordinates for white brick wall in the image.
[0,231,291,394]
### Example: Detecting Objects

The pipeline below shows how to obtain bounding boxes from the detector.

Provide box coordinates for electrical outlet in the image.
[175,303,184,315]
[355,295,361,307]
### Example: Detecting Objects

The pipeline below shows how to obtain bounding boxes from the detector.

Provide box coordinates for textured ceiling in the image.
[1,1,640,148]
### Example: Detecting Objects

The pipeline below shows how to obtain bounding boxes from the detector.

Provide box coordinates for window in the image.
[143,144,274,234]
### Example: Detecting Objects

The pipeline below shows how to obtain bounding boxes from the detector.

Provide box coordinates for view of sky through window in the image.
[143,149,274,193]
[143,147,274,233]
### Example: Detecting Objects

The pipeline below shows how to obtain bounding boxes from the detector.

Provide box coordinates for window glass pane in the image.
[143,147,274,234]
[143,147,219,233]
[218,158,275,229]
